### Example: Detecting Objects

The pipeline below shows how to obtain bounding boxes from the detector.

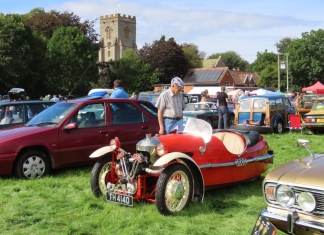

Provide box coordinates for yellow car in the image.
[303,97,324,134]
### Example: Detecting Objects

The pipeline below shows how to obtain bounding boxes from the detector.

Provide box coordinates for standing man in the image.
[217,86,229,129]
[155,77,185,134]
[110,79,129,98]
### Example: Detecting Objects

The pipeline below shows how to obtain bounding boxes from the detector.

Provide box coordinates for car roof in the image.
[64,97,155,105]
[240,95,285,99]
[0,100,55,105]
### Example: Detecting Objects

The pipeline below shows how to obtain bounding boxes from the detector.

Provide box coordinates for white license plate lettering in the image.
[106,192,133,207]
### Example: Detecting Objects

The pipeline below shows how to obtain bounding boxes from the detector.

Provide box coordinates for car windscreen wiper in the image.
[34,121,59,126]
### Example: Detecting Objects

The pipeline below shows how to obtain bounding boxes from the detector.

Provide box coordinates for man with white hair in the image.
[155,77,185,134]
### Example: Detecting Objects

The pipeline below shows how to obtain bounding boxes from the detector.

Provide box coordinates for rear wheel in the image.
[90,155,115,198]
[155,164,193,215]
[274,120,283,134]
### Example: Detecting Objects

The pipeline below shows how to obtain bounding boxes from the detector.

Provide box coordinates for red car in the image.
[0,97,159,179]
[89,118,274,215]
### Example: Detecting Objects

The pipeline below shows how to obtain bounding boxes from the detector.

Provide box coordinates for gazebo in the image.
[302,81,324,94]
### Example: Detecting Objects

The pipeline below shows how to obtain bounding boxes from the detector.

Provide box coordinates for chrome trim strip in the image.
[261,208,324,231]
[199,153,274,169]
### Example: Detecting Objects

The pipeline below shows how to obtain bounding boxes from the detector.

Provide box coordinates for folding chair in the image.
[288,114,304,134]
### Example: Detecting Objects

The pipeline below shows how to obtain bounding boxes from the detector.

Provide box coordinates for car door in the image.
[58,102,108,165]
[106,100,158,152]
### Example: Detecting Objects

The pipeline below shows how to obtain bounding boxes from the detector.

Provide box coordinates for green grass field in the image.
[0,131,322,235]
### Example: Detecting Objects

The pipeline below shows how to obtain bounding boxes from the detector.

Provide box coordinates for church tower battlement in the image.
[99,13,137,62]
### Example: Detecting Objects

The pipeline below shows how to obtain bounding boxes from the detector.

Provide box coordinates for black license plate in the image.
[106,192,133,207]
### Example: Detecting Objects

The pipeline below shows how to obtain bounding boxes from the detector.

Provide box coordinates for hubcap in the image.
[164,170,190,212]
[23,156,45,179]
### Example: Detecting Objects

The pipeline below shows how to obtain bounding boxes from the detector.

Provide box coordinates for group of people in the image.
[40,94,64,102]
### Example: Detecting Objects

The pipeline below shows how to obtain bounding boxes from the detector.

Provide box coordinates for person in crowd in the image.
[295,92,304,109]
[217,86,229,129]
[200,90,209,102]
[155,77,185,135]
[110,79,129,98]
[50,95,60,102]
[130,92,137,99]
[246,91,251,96]
[238,89,246,100]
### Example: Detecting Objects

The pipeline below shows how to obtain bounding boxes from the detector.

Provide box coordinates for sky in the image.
[1,0,324,63]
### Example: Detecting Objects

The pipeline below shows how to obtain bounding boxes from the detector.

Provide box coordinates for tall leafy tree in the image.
[181,43,203,69]
[275,37,295,54]
[24,8,98,46]
[138,36,187,84]
[207,51,249,70]
[46,26,98,97]
[0,14,46,97]
[288,29,324,89]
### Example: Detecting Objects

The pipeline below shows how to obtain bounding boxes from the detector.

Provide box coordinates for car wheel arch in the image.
[13,146,53,173]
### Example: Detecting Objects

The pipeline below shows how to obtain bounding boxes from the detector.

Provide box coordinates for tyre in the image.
[274,120,283,134]
[155,163,193,215]
[14,150,49,179]
[90,155,115,198]
[229,125,273,134]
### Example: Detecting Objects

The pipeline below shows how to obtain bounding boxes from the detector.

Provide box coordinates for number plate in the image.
[317,118,324,122]
[251,215,276,235]
[106,192,133,207]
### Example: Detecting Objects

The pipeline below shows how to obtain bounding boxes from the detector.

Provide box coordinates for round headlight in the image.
[110,138,121,151]
[275,185,295,207]
[298,192,316,212]
[156,144,168,156]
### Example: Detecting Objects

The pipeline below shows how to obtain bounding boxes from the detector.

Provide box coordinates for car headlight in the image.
[298,192,316,212]
[275,185,295,207]
[110,137,121,151]
[264,183,276,202]
[156,144,168,156]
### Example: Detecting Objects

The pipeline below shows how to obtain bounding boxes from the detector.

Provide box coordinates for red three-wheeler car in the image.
[89,118,274,215]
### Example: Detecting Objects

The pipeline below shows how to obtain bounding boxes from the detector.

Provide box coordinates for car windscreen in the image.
[26,102,77,126]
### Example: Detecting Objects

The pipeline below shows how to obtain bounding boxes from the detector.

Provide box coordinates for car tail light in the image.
[110,137,121,151]
[304,118,315,123]
[156,144,168,156]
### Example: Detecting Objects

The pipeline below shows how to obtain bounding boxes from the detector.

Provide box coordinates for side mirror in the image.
[64,122,77,130]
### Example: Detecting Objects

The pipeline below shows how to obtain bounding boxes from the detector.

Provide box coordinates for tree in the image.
[97,49,160,93]
[138,36,187,84]
[46,26,98,97]
[207,51,249,70]
[0,14,47,97]
[288,29,324,89]
[24,8,98,46]
[275,37,295,54]
[181,43,203,69]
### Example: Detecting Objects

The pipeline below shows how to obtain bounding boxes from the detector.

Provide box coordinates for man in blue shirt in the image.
[110,79,129,98]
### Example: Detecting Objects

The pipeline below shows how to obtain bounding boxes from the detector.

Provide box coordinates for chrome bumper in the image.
[261,208,324,234]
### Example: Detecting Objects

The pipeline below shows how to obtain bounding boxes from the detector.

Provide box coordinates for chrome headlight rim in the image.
[275,184,295,208]
[298,192,316,213]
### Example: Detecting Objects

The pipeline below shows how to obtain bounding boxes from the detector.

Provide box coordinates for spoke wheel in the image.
[90,155,116,197]
[155,164,193,215]
[14,150,49,179]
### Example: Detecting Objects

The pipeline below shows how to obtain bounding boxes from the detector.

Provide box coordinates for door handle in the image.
[100,130,108,134]
[141,126,148,130]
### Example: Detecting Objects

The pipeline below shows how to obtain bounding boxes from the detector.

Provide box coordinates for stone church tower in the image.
[98,13,137,62]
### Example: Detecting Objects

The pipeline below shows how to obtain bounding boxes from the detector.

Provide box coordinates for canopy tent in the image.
[187,87,224,95]
[250,88,280,96]
[302,81,324,94]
